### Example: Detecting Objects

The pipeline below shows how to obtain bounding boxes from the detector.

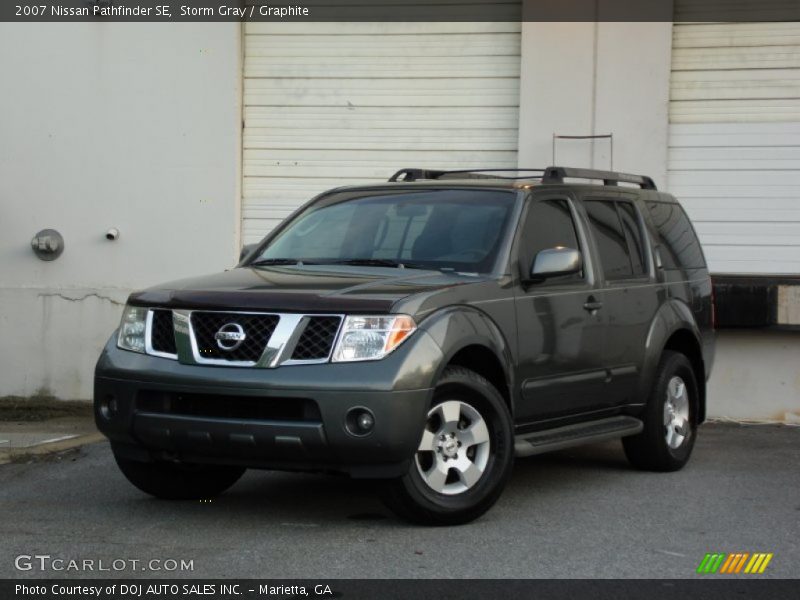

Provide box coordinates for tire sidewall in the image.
[399,368,514,517]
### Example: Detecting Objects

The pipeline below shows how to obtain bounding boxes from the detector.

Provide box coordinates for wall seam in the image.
[590,5,599,169]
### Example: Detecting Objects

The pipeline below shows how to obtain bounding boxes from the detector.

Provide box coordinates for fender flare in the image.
[640,298,705,412]
[417,306,517,412]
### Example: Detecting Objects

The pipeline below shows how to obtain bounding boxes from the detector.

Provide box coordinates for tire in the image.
[113,450,246,500]
[623,350,699,472]
[382,366,514,525]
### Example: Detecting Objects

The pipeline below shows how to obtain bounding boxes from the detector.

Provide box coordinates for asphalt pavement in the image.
[1,423,797,579]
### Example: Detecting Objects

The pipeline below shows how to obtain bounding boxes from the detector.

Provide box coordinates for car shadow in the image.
[112,440,633,527]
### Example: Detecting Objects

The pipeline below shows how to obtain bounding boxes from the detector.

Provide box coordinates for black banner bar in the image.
[2,0,800,22]
[4,579,799,600]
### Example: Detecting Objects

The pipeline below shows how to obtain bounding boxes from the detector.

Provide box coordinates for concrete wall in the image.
[517,15,673,188]
[0,23,241,400]
[707,331,800,423]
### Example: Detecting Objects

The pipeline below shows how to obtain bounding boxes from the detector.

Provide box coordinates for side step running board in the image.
[514,416,643,457]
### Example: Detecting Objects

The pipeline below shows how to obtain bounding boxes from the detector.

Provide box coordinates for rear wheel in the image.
[623,350,699,471]
[113,450,246,500]
[382,366,514,525]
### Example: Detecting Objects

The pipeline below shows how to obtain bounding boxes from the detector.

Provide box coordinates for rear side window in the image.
[617,202,647,276]
[584,200,640,280]
[646,201,706,270]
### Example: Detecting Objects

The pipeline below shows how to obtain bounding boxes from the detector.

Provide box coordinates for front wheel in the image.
[113,449,246,500]
[623,350,699,472]
[382,366,514,525]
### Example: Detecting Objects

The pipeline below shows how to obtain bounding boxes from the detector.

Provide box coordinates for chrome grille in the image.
[291,316,342,361]
[142,310,346,367]
[190,312,279,363]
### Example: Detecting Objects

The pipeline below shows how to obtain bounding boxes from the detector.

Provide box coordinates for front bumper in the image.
[94,330,442,478]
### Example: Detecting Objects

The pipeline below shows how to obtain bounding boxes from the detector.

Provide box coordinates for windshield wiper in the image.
[249,258,304,266]
[333,258,405,268]
[250,257,433,270]
[328,258,437,269]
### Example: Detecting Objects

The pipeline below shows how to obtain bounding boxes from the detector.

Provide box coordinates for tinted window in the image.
[584,200,633,280]
[646,201,706,269]
[519,198,582,281]
[255,189,516,273]
[617,201,647,276]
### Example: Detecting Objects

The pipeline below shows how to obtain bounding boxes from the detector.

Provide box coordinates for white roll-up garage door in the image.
[241,20,522,243]
[668,19,800,274]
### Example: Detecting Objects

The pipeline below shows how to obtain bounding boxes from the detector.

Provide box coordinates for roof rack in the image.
[388,168,446,182]
[541,166,657,190]
[388,168,546,182]
[387,166,657,190]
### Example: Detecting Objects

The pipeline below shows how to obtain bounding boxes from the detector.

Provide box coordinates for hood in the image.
[128,265,488,315]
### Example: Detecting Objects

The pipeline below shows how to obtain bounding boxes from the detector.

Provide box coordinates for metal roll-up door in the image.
[668,16,800,274]
[241,19,522,243]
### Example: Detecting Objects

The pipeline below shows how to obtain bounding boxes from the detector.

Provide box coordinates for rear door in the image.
[513,192,608,422]
[579,193,658,407]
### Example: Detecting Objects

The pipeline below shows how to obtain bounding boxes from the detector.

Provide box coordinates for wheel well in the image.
[447,345,511,411]
[663,329,706,422]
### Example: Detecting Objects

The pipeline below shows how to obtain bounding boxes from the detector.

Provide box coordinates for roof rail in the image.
[541,166,657,190]
[387,166,657,190]
[388,168,447,182]
[388,168,546,182]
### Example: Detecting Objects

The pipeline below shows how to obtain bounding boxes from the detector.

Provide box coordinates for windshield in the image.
[251,189,517,273]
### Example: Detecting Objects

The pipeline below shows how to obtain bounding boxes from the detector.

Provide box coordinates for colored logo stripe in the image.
[745,553,773,574]
[719,553,748,573]
[697,553,773,574]
[697,553,725,574]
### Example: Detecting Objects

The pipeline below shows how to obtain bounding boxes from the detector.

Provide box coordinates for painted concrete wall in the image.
[708,331,800,423]
[517,16,673,188]
[0,23,241,399]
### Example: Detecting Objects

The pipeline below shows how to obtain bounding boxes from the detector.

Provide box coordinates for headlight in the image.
[117,305,147,353]
[331,315,416,362]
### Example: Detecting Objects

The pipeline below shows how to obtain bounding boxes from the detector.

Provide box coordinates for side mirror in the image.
[239,243,258,263]
[529,247,582,281]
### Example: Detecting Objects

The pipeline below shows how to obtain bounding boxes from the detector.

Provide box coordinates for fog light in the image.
[99,395,118,420]
[357,412,374,431]
[345,407,375,437]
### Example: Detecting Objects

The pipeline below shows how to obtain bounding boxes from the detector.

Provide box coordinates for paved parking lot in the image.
[1,423,797,579]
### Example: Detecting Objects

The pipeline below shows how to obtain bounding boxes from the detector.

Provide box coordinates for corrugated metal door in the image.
[668,19,800,274]
[241,21,522,243]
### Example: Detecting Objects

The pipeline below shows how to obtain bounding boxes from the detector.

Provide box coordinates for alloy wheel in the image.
[664,375,690,449]
[415,400,491,495]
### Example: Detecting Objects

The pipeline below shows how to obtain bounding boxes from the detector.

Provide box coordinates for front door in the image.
[513,194,607,423]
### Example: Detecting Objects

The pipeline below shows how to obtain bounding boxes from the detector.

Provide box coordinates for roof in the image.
[322,166,663,196]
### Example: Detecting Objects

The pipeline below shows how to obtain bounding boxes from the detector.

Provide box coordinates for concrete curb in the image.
[0,432,105,465]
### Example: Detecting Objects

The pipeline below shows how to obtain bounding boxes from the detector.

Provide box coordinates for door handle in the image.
[583,298,603,312]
